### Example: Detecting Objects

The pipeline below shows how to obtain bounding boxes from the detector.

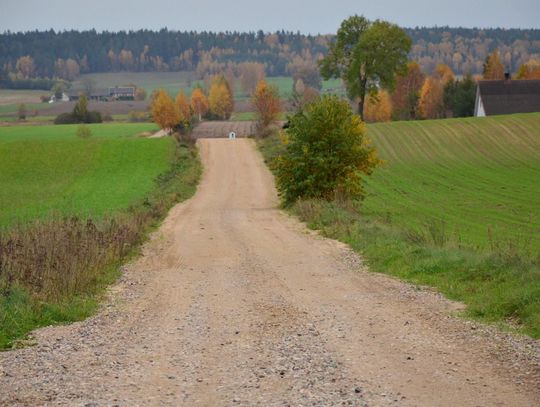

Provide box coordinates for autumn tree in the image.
[289,58,322,90]
[391,61,425,120]
[134,87,147,101]
[364,90,393,122]
[190,86,209,120]
[291,79,319,111]
[516,59,540,79]
[483,50,505,80]
[239,62,266,94]
[208,75,234,119]
[175,90,192,125]
[275,95,381,204]
[151,89,180,132]
[252,79,281,135]
[418,77,445,119]
[15,56,35,78]
[320,15,411,120]
[434,64,455,85]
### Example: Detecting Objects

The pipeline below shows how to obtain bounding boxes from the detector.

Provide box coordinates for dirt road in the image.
[1,139,538,406]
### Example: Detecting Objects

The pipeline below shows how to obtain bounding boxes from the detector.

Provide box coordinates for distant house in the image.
[67,89,109,102]
[109,86,135,100]
[475,77,540,117]
[65,86,136,102]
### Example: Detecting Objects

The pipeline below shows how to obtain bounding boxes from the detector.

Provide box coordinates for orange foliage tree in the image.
[190,87,209,120]
[208,75,234,119]
[418,77,444,119]
[364,90,393,123]
[483,50,505,80]
[434,63,455,85]
[252,79,281,133]
[391,61,425,120]
[239,62,266,94]
[175,90,192,124]
[151,89,180,132]
[516,59,540,79]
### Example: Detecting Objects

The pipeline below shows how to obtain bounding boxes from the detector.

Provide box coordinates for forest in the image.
[1,27,539,83]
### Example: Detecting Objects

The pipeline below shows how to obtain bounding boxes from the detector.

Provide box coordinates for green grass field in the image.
[258,113,540,337]
[75,72,346,101]
[74,72,197,99]
[365,114,540,250]
[0,122,164,227]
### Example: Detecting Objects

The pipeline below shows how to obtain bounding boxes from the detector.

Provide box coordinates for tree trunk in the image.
[358,77,367,121]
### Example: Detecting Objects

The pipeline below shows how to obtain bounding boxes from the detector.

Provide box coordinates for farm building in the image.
[66,86,136,102]
[67,89,110,101]
[474,78,540,116]
[109,86,135,100]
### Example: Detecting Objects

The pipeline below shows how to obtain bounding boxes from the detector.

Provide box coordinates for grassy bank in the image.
[0,123,201,348]
[258,113,540,338]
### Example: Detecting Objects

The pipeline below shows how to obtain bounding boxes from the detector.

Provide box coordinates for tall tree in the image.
[364,90,393,122]
[516,59,540,79]
[418,77,444,119]
[151,89,180,132]
[239,62,266,94]
[483,50,505,80]
[252,79,281,135]
[175,91,191,124]
[320,15,412,120]
[190,87,209,120]
[391,61,425,120]
[208,75,234,119]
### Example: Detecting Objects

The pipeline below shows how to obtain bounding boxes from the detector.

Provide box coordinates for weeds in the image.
[0,142,201,348]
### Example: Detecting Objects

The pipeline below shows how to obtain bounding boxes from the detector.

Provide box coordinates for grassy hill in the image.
[365,114,540,250]
[258,113,540,337]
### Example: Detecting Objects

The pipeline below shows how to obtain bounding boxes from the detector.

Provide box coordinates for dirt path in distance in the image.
[1,138,538,406]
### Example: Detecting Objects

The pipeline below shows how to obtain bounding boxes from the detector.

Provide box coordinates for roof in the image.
[109,86,135,95]
[66,88,109,97]
[478,80,540,115]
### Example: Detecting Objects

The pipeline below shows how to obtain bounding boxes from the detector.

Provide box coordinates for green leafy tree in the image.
[320,15,412,120]
[443,75,477,117]
[73,94,88,121]
[275,95,381,205]
[17,103,27,120]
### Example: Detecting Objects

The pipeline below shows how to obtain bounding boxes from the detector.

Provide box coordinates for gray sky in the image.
[1,0,539,33]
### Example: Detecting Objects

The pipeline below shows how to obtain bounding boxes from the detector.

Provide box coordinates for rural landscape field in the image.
[1,1,539,406]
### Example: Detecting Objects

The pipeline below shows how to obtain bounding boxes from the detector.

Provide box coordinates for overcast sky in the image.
[1,0,539,34]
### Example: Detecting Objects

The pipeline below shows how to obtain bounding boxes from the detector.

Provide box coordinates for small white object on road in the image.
[229,131,236,140]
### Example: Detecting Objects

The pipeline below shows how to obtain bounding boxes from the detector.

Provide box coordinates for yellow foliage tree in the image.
[252,79,281,133]
[516,59,540,79]
[418,77,444,119]
[190,87,209,120]
[175,90,191,124]
[483,50,505,80]
[434,64,455,85]
[364,90,393,123]
[208,75,234,119]
[151,89,180,132]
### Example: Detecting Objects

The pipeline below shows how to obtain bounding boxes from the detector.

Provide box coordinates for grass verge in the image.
[0,141,201,349]
[257,119,540,338]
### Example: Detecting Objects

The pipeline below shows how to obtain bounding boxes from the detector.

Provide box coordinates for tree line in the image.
[1,27,539,83]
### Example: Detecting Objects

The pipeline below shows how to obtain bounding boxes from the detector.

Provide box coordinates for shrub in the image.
[76,124,92,139]
[17,104,26,121]
[275,95,381,205]
[54,113,77,124]
[85,111,102,123]
[129,110,149,122]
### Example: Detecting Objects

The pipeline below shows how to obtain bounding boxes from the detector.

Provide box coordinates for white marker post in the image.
[229,131,236,140]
